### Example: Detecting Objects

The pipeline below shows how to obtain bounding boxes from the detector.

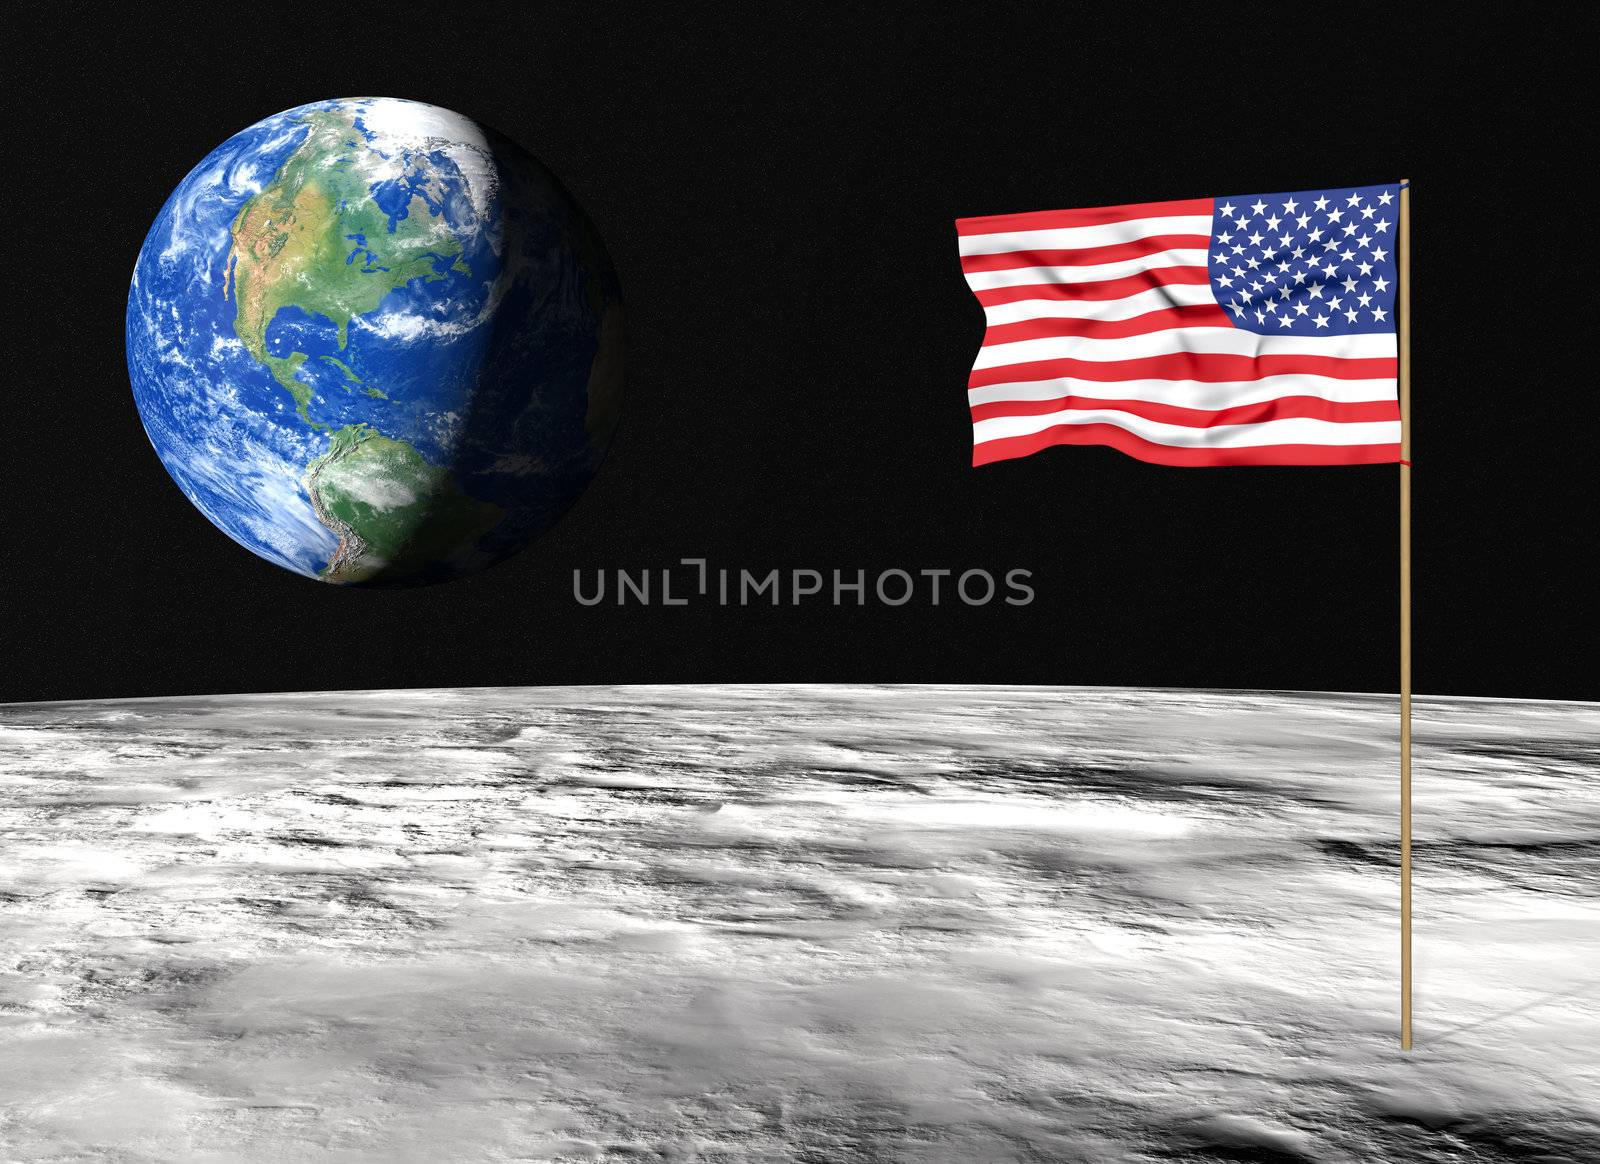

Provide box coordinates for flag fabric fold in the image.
[957,184,1403,468]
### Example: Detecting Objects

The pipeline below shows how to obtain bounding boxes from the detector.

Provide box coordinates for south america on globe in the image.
[126,98,624,586]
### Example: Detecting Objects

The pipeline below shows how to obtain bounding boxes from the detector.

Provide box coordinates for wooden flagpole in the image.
[1399,178,1413,1051]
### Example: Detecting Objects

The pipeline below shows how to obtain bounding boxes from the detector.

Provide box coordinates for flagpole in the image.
[1399,178,1413,1051]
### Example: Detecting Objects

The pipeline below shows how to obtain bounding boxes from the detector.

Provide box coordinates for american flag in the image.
[957,183,1403,467]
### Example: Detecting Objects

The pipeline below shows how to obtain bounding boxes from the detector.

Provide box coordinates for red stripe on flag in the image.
[972,267,1211,307]
[979,305,1234,346]
[968,394,1401,428]
[959,235,1213,273]
[955,198,1212,236]
[967,352,1398,389]
[972,425,1402,468]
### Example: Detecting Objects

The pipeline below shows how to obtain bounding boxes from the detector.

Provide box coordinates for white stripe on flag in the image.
[971,330,1398,369]
[971,410,1402,449]
[957,215,1214,256]
[966,375,1402,409]
[981,284,1217,325]
[962,250,1212,290]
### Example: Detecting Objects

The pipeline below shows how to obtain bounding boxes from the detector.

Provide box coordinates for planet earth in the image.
[126,98,624,587]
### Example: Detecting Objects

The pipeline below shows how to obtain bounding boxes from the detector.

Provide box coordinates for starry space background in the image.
[1,6,1590,703]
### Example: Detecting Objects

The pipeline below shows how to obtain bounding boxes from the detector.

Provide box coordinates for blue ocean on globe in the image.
[127,97,623,586]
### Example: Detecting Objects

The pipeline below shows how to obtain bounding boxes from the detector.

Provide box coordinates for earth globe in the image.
[126,97,623,587]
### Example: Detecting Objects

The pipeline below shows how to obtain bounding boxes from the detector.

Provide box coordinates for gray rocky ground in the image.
[1,685,1595,1161]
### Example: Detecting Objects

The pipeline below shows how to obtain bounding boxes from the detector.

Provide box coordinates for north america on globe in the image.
[126,97,624,586]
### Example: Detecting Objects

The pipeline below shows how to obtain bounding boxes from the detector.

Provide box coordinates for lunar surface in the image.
[1,685,1596,1161]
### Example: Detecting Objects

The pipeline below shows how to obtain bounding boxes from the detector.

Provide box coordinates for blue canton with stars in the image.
[1209,182,1400,335]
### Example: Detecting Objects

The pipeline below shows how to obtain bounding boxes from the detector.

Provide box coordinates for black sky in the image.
[2,6,1592,703]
